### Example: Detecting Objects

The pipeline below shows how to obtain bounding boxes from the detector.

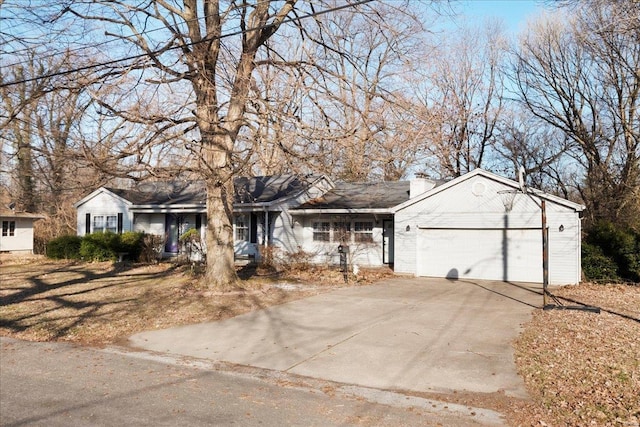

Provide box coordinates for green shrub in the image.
[80,232,120,262]
[47,232,147,263]
[46,235,82,260]
[119,231,144,260]
[584,221,640,282]
[582,242,619,282]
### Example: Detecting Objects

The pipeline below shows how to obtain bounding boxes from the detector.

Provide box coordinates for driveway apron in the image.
[128,277,542,398]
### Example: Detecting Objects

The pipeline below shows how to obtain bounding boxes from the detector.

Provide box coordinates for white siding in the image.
[393,218,417,275]
[291,216,385,267]
[0,217,35,252]
[272,210,299,253]
[76,190,133,235]
[269,178,334,254]
[394,174,582,285]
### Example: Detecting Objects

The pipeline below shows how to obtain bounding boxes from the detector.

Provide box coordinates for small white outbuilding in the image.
[0,210,44,254]
[392,169,585,285]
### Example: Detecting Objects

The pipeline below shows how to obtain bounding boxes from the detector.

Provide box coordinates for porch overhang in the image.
[291,208,393,215]
[129,204,206,214]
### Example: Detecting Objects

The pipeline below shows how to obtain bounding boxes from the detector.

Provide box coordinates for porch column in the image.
[264,210,269,247]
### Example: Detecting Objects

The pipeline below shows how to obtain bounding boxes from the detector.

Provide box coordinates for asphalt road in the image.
[0,337,503,426]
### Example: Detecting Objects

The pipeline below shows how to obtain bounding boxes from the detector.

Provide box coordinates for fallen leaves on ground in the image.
[2,256,639,426]
[0,257,389,346]
[513,283,640,426]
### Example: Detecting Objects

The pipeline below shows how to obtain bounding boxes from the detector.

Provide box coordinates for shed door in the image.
[417,228,542,283]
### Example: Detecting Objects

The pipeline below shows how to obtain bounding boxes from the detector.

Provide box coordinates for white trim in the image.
[130,206,206,214]
[74,187,133,208]
[392,169,585,213]
[292,208,392,215]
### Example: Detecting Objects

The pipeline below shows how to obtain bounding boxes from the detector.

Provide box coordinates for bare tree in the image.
[513,0,640,227]
[300,4,430,181]
[420,20,507,178]
[0,50,120,251]
[1,53,52,212]
[2,1,443,285]
[51,1,425,288]
[239,2,434,182]
[494,110,576,198]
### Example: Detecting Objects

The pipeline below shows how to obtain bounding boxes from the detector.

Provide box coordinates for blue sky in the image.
[455,0,544,34]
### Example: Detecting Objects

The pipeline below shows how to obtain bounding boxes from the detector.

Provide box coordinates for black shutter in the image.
[85,213,91,235]
[117,213,123,234]
[195,214,202,231]
[250,213,258,244]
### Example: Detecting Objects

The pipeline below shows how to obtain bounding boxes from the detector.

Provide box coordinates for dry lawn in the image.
[0,256,389,346]
[1,256,639,426]
[513,284,640,426]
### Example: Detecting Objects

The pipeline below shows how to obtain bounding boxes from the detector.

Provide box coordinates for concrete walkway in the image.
[128,277,543,399]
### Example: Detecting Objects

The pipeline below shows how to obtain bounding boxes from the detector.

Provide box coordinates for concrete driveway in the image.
[128,277,543,398]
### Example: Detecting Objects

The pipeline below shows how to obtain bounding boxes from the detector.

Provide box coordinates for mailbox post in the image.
[338,244,349,283]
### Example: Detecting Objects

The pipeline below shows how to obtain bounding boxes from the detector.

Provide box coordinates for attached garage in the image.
[416,228,543,283]
[393,169,585,285]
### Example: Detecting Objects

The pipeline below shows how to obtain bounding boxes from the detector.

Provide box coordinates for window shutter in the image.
[250,213,258,244]
[195,214,202,231]
[85,213,91,235]
[117,213,123,234]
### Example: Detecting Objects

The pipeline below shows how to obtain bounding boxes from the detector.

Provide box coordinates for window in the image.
[235,215,249,241]
[354,222,374,243]
[312,222,330,241]
[92,215,104,232]
[2,221,15,237]
[92,215,118,233]
[105,215,118,233]
[313,220,375,243]
[333,221,351,243]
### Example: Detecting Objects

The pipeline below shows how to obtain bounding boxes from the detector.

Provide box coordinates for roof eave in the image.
[392,169,586,213]
[130,204,205,213]
[74,187,134,208]
[291,208,392,215]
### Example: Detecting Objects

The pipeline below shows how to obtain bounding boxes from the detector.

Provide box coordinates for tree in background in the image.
[420,20,507,178]
[513,0,640,228]
[238,2,434,182]
[0,50,117,249]
[45,0,433,288]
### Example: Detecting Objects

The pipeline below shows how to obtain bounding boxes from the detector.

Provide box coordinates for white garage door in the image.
[417,228,543,283]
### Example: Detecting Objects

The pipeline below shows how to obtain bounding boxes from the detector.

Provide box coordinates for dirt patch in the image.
[0,257,390,346]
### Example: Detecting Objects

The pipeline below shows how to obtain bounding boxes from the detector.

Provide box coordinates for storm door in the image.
[165,214,180,253]
[383,219,394,265]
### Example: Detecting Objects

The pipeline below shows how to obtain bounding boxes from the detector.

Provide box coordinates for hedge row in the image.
[46,232,145,262]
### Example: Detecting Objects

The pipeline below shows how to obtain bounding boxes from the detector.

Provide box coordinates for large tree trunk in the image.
[199,119,239,289]
[204,171,237,289]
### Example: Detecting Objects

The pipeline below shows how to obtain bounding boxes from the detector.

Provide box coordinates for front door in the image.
[383,219,394,265]
[165,214,179,253]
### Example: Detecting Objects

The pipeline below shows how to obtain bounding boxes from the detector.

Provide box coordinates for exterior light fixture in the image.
[406,225,410,232]
[559,224,564,232]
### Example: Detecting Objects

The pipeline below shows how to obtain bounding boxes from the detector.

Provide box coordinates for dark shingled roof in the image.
[105,175,318,206]
[107,181,207,206]
[234,175,317,204]
[295,181,411,210]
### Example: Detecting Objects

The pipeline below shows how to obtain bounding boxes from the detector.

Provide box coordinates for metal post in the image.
[542,200,549,307]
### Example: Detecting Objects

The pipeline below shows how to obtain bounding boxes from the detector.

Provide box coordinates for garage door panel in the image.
[417,229,542,283]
